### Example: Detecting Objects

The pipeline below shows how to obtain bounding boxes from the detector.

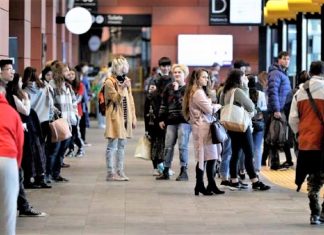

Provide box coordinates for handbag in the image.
[134,135,151,160]
[220,89,251,132]
[210,113,228,144]
[49,117,72,143]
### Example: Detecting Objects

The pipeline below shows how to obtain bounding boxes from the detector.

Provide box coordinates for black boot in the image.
[194,163,212,196]
[156,167,170,180]
[206,160,224,195]
[176,166,189,181]
[34,175,52,189]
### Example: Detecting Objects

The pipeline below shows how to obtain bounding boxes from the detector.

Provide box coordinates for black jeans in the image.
[228,127,257,180]
[17,168,30,212]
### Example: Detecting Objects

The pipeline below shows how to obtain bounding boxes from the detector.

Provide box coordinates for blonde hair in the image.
[111,56,129,76]
[171,64,189,78]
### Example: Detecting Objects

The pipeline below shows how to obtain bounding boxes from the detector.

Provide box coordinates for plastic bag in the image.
[134,135,151,160]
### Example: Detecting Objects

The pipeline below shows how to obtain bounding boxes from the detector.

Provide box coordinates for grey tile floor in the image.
[16,121,324,235]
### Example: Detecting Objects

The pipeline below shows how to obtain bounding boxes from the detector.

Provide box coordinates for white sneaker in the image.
[116,171,129,181]
[153,169,160,176]
[169,169,175,176]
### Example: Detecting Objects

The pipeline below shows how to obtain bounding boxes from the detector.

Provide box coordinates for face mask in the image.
[116,74,126,83]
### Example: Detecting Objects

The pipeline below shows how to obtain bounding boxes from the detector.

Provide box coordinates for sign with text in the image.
[209,0,229,25]
[92,14,152,27]
[209,0,264,25]
[74,0,97,12]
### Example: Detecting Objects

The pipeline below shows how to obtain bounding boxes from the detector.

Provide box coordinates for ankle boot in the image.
[194,163,212,196]
[156,167,170,180]
[176,166,189,181]
[206,160,224,195]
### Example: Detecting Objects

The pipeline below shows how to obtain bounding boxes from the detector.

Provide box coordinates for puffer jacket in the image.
[267,64,291,113]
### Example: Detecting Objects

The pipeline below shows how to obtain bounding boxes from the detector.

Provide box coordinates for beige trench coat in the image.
[104,76,136,139]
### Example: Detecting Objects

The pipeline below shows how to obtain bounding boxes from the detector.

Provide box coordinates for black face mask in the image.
[116,74,126,83]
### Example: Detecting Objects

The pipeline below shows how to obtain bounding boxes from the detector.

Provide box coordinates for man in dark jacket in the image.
[144,57,173,176]
[265,51,292,170]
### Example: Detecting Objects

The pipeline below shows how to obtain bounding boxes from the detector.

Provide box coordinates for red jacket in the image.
[0,94,24,166]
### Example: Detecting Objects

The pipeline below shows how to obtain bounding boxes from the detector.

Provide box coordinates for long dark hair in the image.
[248,75,258,104]
[22,66,44,89]
[223,69,243,94]
[70,68,81,92]
[6,73,25,100]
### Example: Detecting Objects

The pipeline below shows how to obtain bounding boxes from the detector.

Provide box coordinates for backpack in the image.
[266,113,288,147]
[97,77,118,116]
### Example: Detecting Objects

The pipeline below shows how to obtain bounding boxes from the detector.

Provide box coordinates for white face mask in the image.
[82,66,89,74]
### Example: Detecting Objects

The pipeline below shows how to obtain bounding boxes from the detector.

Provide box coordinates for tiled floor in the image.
[16,121,324,235]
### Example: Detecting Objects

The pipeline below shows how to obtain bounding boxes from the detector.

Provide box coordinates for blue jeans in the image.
[219,137,232,180]
[164,123,191,168]
[106,138,127,174]
[253,130,264,173]
[49,138,70,179]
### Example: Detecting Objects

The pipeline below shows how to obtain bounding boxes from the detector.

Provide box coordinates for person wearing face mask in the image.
[155,64,191,181]
[104,56,137,181]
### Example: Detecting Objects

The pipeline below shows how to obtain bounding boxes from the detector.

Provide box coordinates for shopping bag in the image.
[220,89,251,132]
[49,118,72,143]
[134,135,151,160]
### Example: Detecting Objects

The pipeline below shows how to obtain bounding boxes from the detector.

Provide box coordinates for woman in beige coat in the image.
[104,56,136,181]
[183,69,224,196]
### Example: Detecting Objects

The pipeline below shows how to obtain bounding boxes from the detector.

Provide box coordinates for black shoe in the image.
[61,163,70,168]
[239,172,246,180]
[156,167,170,180]
[176,167,189,181]
[53,176,69,182]
[194,184,213,196]
[310,215,322,225]
[39,182,52,188]
[24,183,41,189]
[229,181,249,190]
[75,148,85,157]
[252,181,271,191]
[220,180,231,186]
[206,183,225,195]
[19,208,47,217]
[280,161,294,168]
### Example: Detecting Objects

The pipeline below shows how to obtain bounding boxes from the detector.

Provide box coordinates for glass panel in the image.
[287,24,297,76]
[307,19,321,70]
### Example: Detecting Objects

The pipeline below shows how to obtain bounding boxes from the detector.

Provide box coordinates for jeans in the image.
[0,158,19,235]
[253,130,264,173]
[163,123,191,168]
[49,138,70,179]
[106,138,127,174]
[228,127,257,180]
[219,137,232,180]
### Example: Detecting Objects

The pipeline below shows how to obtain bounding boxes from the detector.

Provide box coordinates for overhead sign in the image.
[92,14,152,27]
[74,0,97,12]
[209,0,229,25]
[209,0,264,25]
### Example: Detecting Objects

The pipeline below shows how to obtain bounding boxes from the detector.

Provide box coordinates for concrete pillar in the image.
[46,0,57,63]
[0,0,9,59]
[9,0,31,74]
[31,0,46,73]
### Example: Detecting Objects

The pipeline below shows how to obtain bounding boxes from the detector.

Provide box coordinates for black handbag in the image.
[210,114,228,144]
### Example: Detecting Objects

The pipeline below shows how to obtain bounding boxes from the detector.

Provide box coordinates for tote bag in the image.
[220,89,251,132]
[134,135,151,160]
[49,118,72,143]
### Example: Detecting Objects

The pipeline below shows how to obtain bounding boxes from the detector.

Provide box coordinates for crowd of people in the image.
[1,50,324,234]
[0,59,94,234]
